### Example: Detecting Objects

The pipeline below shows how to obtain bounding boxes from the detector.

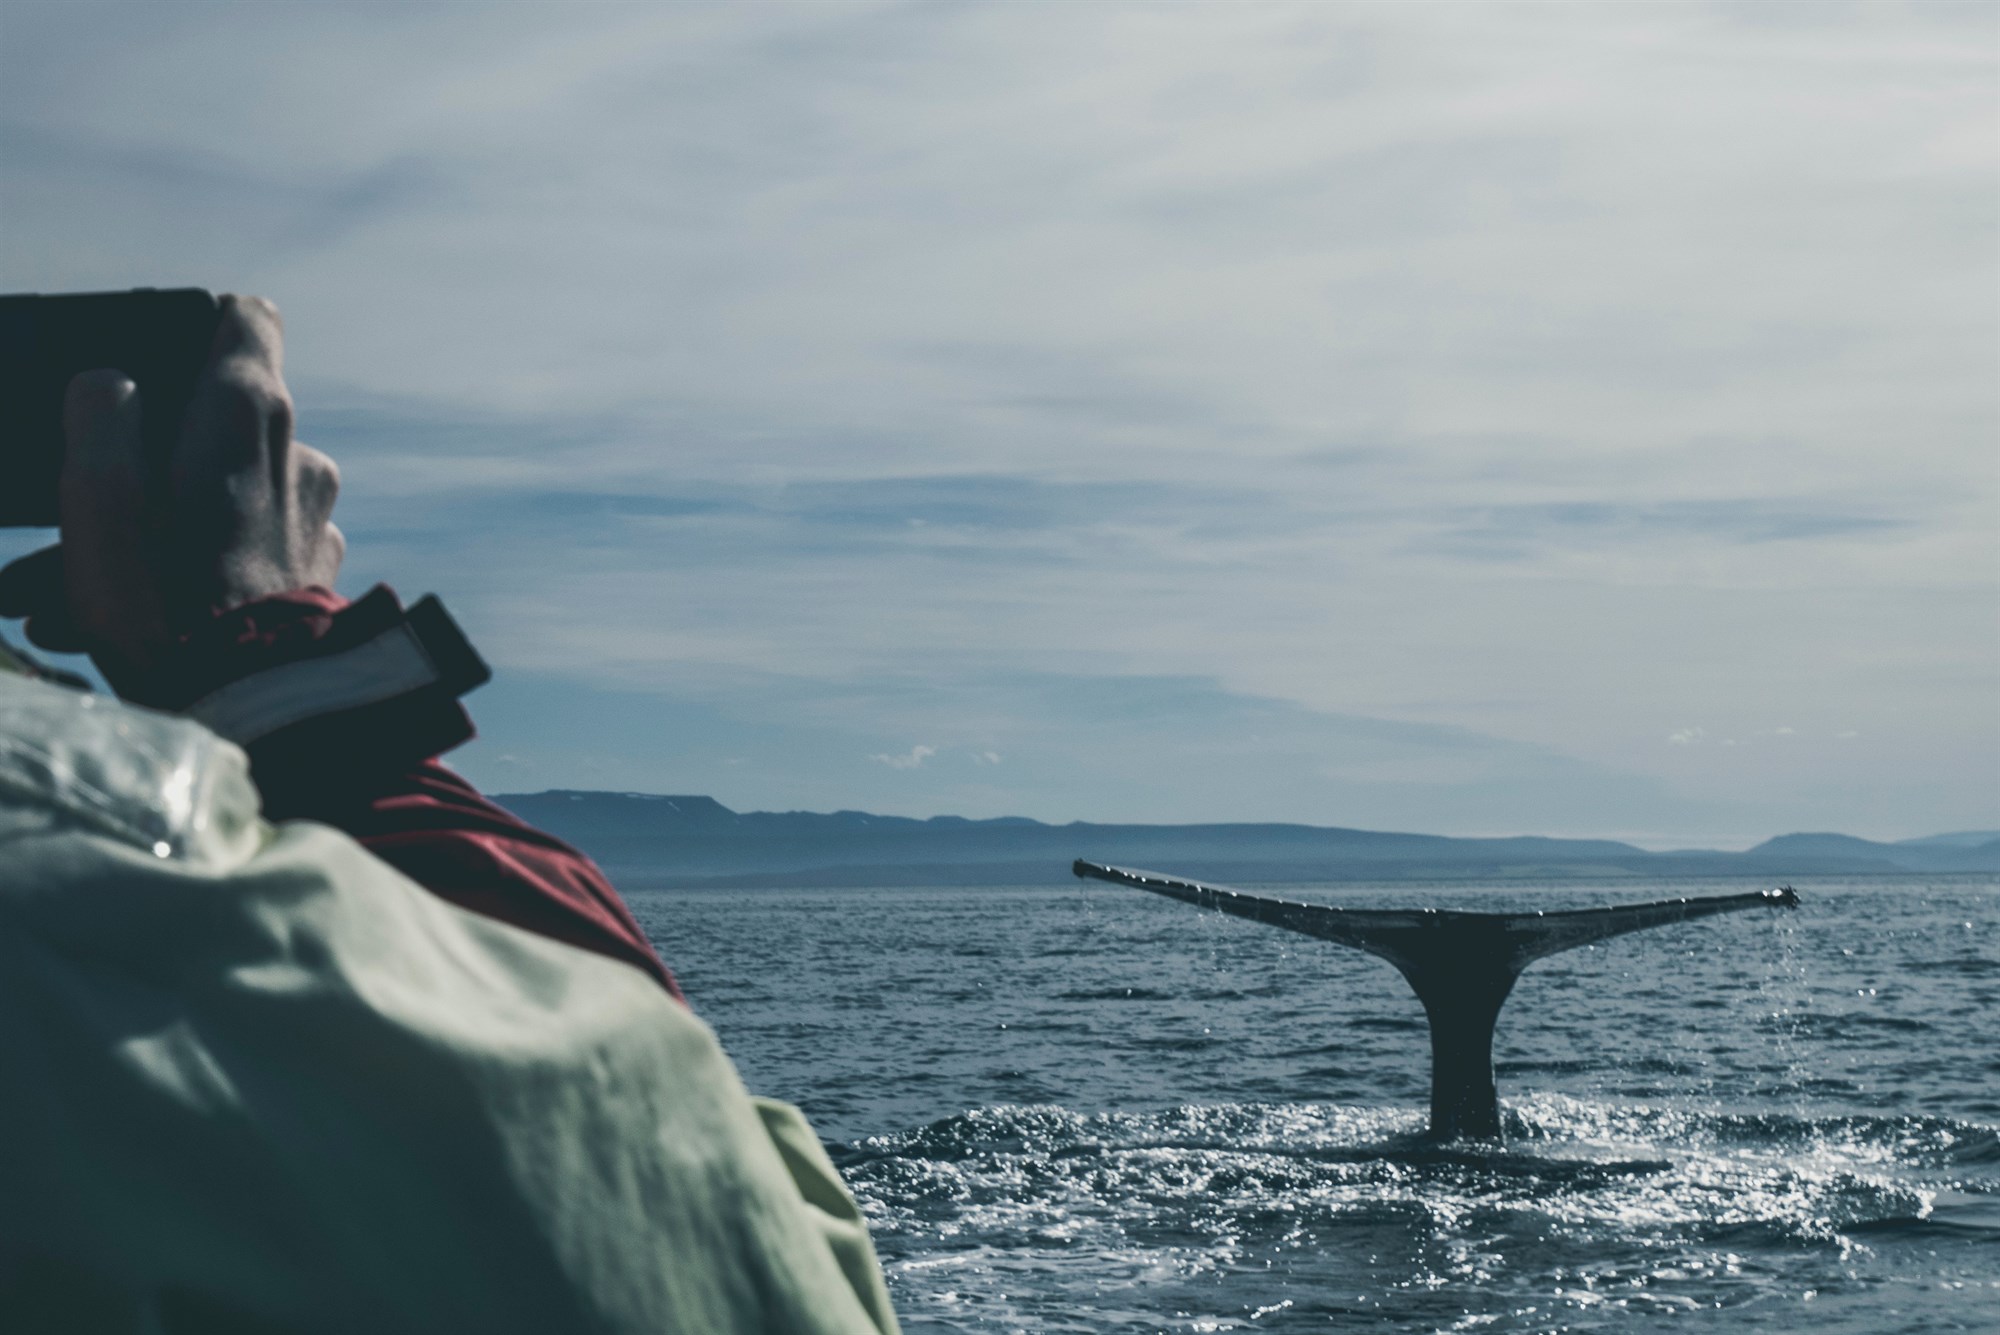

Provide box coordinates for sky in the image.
[1,1,1994,846]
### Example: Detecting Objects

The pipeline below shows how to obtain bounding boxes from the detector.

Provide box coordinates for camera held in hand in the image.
[0,288,222,527]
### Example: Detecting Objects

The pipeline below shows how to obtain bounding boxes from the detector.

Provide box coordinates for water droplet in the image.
[151,840,172,858]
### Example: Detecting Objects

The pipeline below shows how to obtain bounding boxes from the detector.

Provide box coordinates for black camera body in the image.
[0,287,221,527]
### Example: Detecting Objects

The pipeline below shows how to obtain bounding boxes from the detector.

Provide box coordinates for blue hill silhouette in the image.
[492,791,2000,887]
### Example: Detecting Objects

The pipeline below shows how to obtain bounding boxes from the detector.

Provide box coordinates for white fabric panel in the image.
[187,623,438,744]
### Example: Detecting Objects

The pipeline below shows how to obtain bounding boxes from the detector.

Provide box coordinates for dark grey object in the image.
[1072,859,1799,1140]
[0,288,221,526]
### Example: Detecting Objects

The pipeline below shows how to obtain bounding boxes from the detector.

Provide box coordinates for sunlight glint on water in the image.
[631,877,2000,1333]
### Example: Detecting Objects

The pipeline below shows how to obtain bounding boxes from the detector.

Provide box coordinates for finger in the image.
[210,293,285,374]
[176,303,293,506]
[293,441,341,526]
[60,370,166,664]
[61,369,148,535]
[0,544,64,618]
[311,521,347,589]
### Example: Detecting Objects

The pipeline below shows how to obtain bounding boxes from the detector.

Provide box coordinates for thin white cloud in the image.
[869,744,936,771]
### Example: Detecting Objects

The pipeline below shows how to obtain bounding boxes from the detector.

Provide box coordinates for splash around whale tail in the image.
[1071,860,1800,1140]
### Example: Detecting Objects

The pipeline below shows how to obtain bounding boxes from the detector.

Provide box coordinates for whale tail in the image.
[1071,861,1799,1139]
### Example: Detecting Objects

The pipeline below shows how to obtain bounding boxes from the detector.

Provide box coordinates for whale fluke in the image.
[1072,860,1799,1140]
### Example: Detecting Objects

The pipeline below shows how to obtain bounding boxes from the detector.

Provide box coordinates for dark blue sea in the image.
[629,877,2000,1333]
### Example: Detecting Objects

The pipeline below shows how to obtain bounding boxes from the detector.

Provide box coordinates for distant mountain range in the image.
[491,791,2000,887]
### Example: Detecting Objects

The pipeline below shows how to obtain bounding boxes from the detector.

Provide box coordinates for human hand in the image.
[0,295,344,703]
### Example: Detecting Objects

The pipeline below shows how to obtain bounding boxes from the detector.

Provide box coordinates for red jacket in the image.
[170,585,684,1001]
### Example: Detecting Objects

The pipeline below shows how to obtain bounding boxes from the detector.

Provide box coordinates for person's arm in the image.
[0,297,681,998]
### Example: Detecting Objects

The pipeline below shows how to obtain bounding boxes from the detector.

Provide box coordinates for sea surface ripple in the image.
[629,876,2000,1333]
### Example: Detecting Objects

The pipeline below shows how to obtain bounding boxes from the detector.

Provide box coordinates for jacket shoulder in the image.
[0,673,260,867]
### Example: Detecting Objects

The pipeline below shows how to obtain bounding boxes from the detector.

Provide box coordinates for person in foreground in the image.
[0,297,900,1334]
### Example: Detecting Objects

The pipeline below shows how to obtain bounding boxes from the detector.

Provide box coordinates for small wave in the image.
[1907,955,2000,976]
[1917,1188,2000,1234]
[1510,1096,2000,1169]
[1791,1011,1937,1037]
[861,1098,2000,1166]
[1942,1127,2000,1165]
[845,1097,2000,1333]
[1844,1214,1996,1240]
[1343,1015,1426,1033]
[845,1098,1991,1247]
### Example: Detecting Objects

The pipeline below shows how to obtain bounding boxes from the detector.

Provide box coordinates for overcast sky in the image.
[3,1,1994,845]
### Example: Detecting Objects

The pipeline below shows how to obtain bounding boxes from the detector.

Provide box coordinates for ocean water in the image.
[627,877,2000,1334]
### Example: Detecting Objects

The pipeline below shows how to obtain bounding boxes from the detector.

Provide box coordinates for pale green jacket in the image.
[0,662,898,1334]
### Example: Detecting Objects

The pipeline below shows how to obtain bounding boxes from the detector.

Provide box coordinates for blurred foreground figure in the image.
[0,298,897,1334]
